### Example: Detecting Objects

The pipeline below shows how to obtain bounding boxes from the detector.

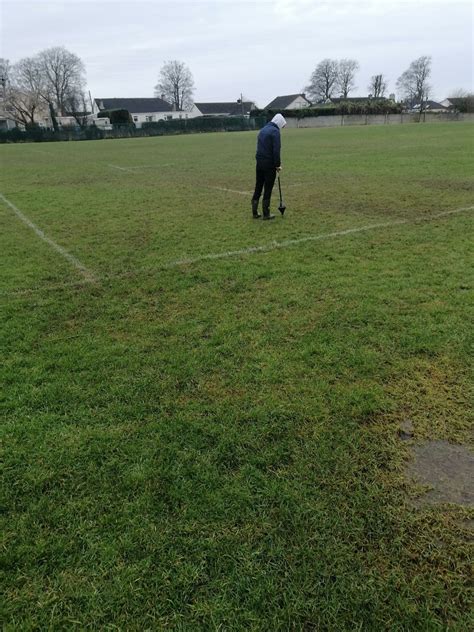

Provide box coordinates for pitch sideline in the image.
[0,193,97,283]
[1,204,472,301]
[166,205,474,268]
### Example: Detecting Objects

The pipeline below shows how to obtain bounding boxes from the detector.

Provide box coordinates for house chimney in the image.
[161,93,165,100]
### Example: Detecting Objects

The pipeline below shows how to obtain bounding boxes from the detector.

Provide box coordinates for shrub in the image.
[97,109,134,126]
[142,116,262,133]
[0,125,105,143]
[251,100,402,120]
[450,95,474,113]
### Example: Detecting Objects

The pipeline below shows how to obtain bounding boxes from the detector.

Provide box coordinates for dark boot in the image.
[251,199,261,219]
[262,199,275,220]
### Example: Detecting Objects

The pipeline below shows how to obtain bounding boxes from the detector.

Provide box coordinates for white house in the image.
[0,104,17,130]
[0,97,50,130]
[92,98,199,128]
[264,94,312,110]
[409,100,448,113]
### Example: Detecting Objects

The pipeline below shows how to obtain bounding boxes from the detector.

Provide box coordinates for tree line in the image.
[305,56,433,108]
[0,48,87,130]
[0,50,196,130]
[0,49,471,130]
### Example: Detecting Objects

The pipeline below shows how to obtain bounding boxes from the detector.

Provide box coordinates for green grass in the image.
[1,123,473,630]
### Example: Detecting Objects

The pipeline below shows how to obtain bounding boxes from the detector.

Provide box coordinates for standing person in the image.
[251,113,287,220]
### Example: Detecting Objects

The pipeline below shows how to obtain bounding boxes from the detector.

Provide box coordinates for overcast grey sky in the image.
[1,0,472,106]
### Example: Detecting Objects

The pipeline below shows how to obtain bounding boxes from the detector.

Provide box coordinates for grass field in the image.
[1,123,473,630]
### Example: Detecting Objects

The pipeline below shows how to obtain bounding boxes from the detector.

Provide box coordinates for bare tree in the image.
[368,74,387,98]
[448,88,469,98]
[2,48,87,130]
[4,87,42,128]
[446,89,474,112]
[64,88,90,127]
[337,59,359,98]
[37,46,86,117]
[154,60,194,110]
[6,57,44,128]
[13,57,44,95]
[304,59,339,102]
[396,56,432,110]
[0,58,11,97]
[0,58,10,77]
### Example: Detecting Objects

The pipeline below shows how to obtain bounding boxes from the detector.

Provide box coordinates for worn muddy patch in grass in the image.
[406,440,474,506]
[2,124,474,630]
[420,178,474,192]
[388,357,473,444]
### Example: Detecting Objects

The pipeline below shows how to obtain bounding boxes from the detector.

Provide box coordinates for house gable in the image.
[441,97,469,109]
[410,100,448,112]
[264,94,311,110]
[92,97,193,128]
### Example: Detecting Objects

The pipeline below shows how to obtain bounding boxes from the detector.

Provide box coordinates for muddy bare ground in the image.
[406,440,474,506]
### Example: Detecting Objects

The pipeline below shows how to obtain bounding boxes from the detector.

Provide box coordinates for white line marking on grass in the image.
[429,206,474,217]
[129,164,174,169]
[0,193,97,283]
[108,163,173,173]
[166,205,474,268]
[108,164,136,173]
[206,186,253,196]
[0,205,472,302]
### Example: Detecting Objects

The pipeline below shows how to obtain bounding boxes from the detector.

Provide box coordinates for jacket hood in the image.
[271,113,287,129]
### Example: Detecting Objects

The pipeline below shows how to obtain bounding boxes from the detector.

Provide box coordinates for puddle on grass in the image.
[406,440,474,506]
[399,418,414,441]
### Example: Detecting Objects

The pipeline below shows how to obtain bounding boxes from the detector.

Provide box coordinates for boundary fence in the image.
[1,113,473,143]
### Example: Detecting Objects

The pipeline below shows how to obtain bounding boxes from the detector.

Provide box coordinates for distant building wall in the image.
[130,111,186,128]
[285,112,474,128]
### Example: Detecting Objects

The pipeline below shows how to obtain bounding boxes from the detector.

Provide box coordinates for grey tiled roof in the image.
[95,98,175,113]
[194,102,254,115]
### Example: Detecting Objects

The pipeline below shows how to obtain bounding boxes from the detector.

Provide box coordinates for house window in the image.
[146,115,154,122]
[166,115,172,121]
[133,116,138,122]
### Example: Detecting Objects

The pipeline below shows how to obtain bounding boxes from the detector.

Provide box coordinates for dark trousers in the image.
[252,161,276,203]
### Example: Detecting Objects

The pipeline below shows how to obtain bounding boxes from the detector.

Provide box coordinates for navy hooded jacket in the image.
[255,122,281,168]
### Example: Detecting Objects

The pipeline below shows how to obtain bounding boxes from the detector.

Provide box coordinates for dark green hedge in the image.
[449,96,474,113]
[0,126,105,143]
[251,100,402,119]
[97,109,134,126]
[142,116,265,133]
[0,117,265,143]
